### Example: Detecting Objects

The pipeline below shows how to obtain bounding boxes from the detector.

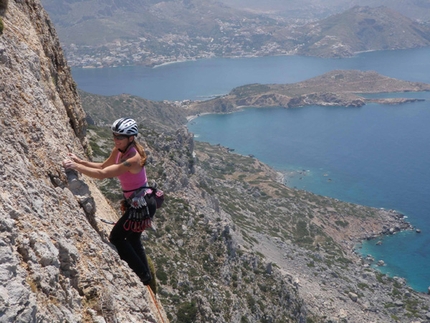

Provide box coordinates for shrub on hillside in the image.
[0,0,8,12]
[0,18,3,35]
[176,301,197,323]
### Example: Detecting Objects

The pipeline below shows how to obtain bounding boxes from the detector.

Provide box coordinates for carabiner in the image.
[123,220,132,231]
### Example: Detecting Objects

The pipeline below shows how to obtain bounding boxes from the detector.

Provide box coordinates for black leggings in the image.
[109,208,153,283]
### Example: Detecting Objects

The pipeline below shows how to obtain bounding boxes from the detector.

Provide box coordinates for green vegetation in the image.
[231,84,272,99]
[176,301,198,323]
[335,220,349,228]
[0,17,3,35]
[148,257,157,294]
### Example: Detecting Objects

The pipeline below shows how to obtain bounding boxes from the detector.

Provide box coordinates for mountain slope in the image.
[294,6,430,57]
[220,0,430,22]
[84,103,430,322]
[79,90,188,131]
[40,0,276,45]
[41,1,430,67]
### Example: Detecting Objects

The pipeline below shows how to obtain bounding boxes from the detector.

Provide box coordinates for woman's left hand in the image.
[63,158,77,170]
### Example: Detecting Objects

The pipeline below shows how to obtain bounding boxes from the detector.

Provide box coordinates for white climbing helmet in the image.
[111,118,138,136]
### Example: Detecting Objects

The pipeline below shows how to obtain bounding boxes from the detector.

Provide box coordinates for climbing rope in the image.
[97,218,164,321]
[147,285,165,323]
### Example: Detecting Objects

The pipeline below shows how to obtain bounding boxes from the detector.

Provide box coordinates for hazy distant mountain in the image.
[219,0,430,22]
[41,0,274,46]
[41,0,296,66]
[217,0,350,20]
[293,6,430,57]
[41,0,430,67]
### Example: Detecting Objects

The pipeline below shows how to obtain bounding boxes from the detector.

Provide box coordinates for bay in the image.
[72,47,430,101]
[72,47,430,292]
[187,100,430,292]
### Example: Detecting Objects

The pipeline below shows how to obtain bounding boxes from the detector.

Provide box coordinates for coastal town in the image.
[64,31,295,68]
[55,3,430,69]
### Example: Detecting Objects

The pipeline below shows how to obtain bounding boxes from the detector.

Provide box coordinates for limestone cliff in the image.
[0,1,167,322]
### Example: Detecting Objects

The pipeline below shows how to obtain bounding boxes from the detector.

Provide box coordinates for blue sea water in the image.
[72,47,430,101]
[72,47,430,292]
[188,100,430,292]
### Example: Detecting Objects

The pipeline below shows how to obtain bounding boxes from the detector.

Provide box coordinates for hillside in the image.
[186,70,430,115]
[220,0,430,22]
[41,0,287,67]
[81,86,430,321]
[40,0,430,67]
[2,1,430,323]
[41,0,266,45]
[293,6,430,57]
[79,91,188,132]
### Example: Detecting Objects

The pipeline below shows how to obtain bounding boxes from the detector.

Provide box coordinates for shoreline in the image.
[186,112,211,122]
[186,107,247,122]
[188,117,424,295]
[184,91,427,293]
[152,58,195,68]
[186,105,254,123]
[223,149,419,290]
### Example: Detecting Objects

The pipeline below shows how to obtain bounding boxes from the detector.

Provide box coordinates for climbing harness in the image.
[123,185,165,209]
[123,191,152,233]
[121,185,164,232]
[97,184,164,233]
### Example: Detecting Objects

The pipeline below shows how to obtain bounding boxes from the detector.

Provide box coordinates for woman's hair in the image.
[133,139,147,167]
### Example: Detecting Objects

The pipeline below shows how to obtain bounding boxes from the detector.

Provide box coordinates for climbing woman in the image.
[63,117,156,285]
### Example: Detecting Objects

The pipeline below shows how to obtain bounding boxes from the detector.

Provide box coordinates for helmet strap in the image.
[118,139,134,154]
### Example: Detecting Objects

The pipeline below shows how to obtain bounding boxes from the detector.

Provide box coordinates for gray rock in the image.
[348,292,358,302]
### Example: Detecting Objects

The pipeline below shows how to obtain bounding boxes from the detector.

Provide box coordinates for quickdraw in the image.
[97,217,155,232]
[123,193,152,233]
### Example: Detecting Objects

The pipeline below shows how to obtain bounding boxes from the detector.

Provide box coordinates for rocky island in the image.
[186,70,430,115]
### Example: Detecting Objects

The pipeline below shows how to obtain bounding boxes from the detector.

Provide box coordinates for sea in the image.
[72,47,430,292]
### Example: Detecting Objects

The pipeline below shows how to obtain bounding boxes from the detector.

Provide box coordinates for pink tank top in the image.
[115,147,147,198]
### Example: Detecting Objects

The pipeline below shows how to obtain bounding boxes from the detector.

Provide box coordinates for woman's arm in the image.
[67,148,117,169]
[68,154,103,169]
[63,160,128,179]
[63,152,141,180]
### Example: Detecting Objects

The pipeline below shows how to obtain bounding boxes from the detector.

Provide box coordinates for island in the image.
[186,70,430,115]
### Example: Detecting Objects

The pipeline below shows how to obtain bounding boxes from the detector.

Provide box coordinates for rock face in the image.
[0,1,166,322]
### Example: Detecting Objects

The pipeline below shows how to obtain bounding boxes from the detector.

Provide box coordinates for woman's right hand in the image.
[67,153,81,163]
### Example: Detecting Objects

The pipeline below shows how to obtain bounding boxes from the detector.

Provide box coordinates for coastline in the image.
[152,58,194,68]
[203,140,419,290]
[186,112,211,122]
[186,107,247,122]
